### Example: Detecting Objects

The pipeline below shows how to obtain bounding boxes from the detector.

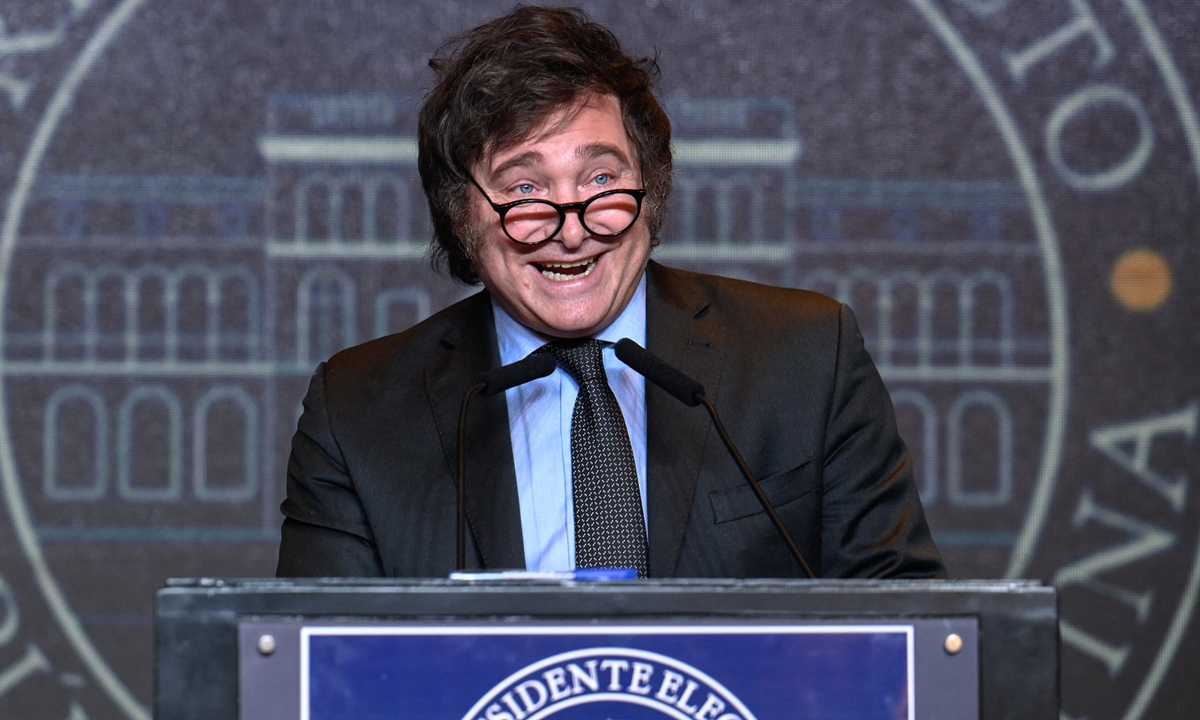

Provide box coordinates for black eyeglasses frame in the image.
[467,175,647,246]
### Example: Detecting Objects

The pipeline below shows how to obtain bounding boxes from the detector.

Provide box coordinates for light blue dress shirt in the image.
[492,274,648,571]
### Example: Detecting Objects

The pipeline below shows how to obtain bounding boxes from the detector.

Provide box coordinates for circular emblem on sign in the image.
[461,648,756,720]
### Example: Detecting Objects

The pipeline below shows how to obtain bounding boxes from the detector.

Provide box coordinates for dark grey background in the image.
[0,0,1196,718]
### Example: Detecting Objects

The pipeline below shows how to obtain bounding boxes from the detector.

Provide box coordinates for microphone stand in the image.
[613,338,816,579]
[696,394,816,579]
[455,353,556,572]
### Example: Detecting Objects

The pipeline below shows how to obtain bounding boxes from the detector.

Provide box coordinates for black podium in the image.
[155,578,1057,720]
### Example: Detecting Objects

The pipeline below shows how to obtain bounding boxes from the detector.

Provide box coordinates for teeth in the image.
[539,257,596,281]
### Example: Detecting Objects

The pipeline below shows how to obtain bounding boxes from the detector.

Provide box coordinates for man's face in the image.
[468,94,652,339]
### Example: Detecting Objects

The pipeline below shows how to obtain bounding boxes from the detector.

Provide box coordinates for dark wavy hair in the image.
[418,5,673,284]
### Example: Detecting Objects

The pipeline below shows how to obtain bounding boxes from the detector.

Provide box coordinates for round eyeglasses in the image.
[469,176,646,246]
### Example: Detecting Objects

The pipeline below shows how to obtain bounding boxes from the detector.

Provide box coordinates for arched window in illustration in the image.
[372,179,400,242]
[946,390,1013,508]
[723,176,762,242]
[271,178,295,241]
[882,272,922,366]
[133,266,172,361]
[889,389,938,503]
[759,170,786,240]
[217,269,261,361]
[117,386,183,502]
[927,270,963,366]
[297,176,332,241]
[669,176,725,243]
[964,271,1015,367]
[94,269,128,361]
[369,174,411,242]
[43,264,89,360]
[659,182,685,242]
[175,269,210,362]
[340,183,365,241]
[693,184,719,242]
[43,386,108,501]
[298,266,356,364]
[192,386,259,502]
[373,288,432,339]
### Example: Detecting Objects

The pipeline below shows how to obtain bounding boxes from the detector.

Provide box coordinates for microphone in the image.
[613,338,817,579]
[478,352,557,396]
[611,338,704,406]
[457,352,557,570]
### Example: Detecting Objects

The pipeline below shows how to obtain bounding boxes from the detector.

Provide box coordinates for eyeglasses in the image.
[468,176,646,246]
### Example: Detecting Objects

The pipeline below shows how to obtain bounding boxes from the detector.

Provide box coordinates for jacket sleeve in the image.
[818,304,946,579]
[276,362,385,577]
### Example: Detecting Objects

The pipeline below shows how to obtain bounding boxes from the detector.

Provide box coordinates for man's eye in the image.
[515,183,535,195]
[593,174,610,186]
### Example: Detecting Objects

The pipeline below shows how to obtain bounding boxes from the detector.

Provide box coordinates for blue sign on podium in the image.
[300,624,914,720]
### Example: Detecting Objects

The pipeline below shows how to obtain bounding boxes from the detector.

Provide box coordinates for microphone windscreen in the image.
[479,352,557,396]
[614,338,705,406]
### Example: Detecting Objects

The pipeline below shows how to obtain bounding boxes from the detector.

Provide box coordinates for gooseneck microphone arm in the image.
[693,393,817,579]
[456,353,557,570]
[613,338,817,579]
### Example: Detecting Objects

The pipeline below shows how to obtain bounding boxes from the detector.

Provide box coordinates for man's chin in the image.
[525,306,617,339]
[533,319,609,340]
[519,284,624,338]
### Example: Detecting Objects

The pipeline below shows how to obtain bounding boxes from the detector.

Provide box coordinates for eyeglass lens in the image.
[504,192,641,244]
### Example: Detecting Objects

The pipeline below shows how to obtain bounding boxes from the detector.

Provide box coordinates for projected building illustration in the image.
[6,94,1052,571]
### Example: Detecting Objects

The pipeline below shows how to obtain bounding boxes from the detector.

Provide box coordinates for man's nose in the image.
[556,207,588,248]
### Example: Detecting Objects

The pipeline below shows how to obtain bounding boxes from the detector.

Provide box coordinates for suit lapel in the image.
[422,263,723,575]
[425,294,526,570]
[644,262,725,576]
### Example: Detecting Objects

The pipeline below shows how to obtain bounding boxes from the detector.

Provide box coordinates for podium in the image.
[155,578,1057,720]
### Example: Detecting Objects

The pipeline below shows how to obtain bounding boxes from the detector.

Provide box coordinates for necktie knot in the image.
[541,339,607,387]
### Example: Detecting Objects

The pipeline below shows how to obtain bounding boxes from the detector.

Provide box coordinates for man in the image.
[277,6,944,579]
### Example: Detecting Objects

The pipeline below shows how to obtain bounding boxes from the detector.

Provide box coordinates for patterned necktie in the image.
[542,339,648,577]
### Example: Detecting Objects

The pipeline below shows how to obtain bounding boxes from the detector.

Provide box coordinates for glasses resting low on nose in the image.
[469,176,647,245]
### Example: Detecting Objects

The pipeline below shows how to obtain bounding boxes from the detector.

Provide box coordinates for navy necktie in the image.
[541,339,648,577]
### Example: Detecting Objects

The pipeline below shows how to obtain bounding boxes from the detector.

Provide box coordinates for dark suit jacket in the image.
[277,262,945,578]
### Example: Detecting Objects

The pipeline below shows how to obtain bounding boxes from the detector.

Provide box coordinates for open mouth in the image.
[535,257,597,281]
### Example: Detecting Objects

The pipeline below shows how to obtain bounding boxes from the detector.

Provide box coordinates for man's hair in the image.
[418,5,673,284]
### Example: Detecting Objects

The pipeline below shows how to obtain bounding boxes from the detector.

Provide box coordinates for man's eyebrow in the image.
[576,142,632,166]
[487,151,545,180]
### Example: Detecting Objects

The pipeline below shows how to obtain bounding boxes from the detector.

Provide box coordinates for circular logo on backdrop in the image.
[460,648,755,720]
[903,4,1200,720]
[0,1,1195,719]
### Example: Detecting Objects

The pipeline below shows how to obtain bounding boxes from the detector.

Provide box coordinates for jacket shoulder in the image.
[653,263,844,333]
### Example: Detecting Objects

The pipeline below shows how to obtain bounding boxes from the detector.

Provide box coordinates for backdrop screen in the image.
[0,1,1195,719]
